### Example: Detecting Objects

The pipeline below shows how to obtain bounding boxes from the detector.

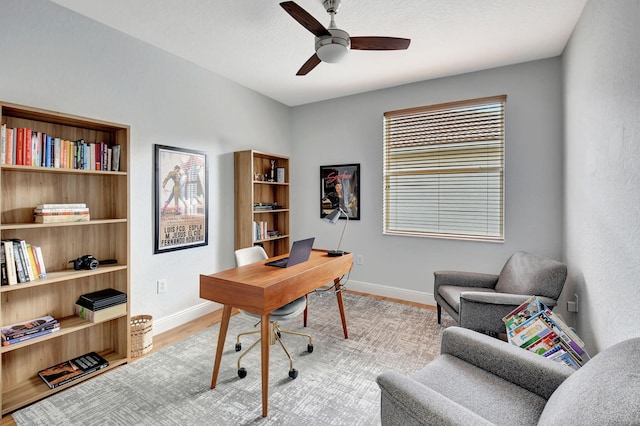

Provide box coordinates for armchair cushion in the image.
[377,327,574,425]
[494,252,567,299]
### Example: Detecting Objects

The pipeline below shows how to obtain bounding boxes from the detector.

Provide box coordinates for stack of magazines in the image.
[502,296,590,369]
[1,315,60,346]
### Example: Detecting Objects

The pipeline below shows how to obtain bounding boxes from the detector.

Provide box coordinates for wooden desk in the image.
[199,249,352,417]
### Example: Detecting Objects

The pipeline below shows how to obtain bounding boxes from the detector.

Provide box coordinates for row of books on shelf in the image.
[0,124,121,171]
[0,239,46,285]
[502,296,590,370]
[33,202,90,223]
[253,221,281,241]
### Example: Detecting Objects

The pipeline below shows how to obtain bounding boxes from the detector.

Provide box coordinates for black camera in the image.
[69,255,99,271]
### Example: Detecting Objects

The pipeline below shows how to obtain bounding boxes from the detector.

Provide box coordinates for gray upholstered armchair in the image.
[376,327,640,425]
[434,252,567,335]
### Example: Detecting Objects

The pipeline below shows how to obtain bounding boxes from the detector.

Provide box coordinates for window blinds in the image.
[383,95,506,241]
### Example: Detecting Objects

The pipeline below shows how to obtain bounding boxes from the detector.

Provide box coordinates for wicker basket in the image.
[130,315,153,357]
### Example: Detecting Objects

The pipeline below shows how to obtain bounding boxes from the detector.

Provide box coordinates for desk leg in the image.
[261,313,270,417]
[211,304,232,389]
[334,278,349,339]
[303,294,308,327]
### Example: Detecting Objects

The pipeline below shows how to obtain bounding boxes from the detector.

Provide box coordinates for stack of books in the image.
[38,352,109,389]
[1,315,60,346]
[1,239,46,285]
[33,203,90,223]
[502,296,590,369]
[74,288,127,323]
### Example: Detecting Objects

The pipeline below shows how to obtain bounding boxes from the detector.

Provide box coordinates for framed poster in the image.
[320,164,360,220]
[154,144,208,253]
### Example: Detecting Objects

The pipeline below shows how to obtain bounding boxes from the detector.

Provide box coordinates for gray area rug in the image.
[14,292,456,425]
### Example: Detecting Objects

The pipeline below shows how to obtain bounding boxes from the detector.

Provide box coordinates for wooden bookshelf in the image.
[0,102,130,416]
[234,150,289,257]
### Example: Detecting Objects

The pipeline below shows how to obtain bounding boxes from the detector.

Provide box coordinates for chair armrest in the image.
[440,327,573,399]
[460,292,557,307]
[434,271,499,291]
[376,371,494,426]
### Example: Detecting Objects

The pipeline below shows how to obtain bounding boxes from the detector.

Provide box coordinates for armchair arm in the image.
[377,371,494,426]
[440,327,573,399]
[460,292,557,307]
[434,271,499,292]
[458,293,559,334]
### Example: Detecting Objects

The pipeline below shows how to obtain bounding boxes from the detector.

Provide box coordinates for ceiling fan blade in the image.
[280,1,331,38]
[350,37,411,51]
[296,54,322,76]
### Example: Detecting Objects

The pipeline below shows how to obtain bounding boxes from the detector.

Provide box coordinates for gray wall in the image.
[291,59,565,305]
[563,0,640,353]
[0,0,292,333]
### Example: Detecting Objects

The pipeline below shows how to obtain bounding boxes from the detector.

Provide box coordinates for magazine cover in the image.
[38,352,109,389]
[1,315,58,339]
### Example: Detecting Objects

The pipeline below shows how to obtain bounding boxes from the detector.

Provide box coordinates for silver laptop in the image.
[265,237,315,268]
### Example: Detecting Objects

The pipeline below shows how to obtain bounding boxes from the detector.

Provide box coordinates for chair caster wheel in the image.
[238,367,247,378]
[307,344,314,353]
[235,343,241,352]
[289,369,298,380]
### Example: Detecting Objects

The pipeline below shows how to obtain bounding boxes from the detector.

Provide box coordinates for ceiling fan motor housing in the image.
[315,28,350,63]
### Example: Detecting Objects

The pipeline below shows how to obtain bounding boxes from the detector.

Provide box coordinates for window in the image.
[383,95,506,241]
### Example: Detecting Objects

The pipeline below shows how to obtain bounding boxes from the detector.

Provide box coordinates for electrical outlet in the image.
[157,279,168,294]
[356,254,364,265]
[567,293,579,312]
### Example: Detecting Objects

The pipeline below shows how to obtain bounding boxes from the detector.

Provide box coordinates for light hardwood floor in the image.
[0,291,434,425]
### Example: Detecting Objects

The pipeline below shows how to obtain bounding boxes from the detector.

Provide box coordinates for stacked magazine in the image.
[1,315,60,346]
[38,352,109,389]
[502,296,590,369]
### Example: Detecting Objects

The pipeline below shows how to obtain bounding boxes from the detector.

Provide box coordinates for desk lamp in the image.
[323,207,349,257]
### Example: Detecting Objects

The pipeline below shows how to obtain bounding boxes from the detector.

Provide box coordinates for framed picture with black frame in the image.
[154,144,208,253]
[320,163,360,220]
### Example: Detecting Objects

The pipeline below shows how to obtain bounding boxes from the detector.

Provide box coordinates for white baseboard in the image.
[152,301,221,335]
[151,281,435,335]
[342,280,436,307]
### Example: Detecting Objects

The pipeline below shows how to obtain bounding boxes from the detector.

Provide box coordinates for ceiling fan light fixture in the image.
[315,28,350,63]
[316,42,348,63]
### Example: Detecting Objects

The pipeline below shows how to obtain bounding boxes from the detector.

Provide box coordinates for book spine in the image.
[35,203,87,209]
[5,127,14,165]
[34,214,90,223]
[12,241,27,283]
[15,128,24,165]
[0,242,7,285]
[17,240,35,281]
[0,123,5,165]
[33,246,47,278]
[3,241,18,285]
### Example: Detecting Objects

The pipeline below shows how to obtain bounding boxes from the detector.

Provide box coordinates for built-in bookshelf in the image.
[0,101,130,416]
[234,150,289,257]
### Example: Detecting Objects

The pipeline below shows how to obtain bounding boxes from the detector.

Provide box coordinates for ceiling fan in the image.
[280,0,411,75]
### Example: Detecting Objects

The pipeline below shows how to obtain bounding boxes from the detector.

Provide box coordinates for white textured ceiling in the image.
[49,0,587,106]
